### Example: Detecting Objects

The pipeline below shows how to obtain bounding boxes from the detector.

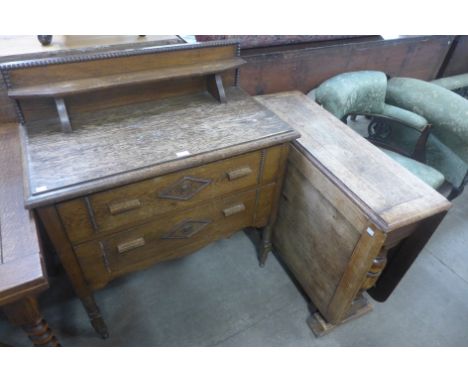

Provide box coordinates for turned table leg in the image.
[258,144,290,267]
[3,296,60,347]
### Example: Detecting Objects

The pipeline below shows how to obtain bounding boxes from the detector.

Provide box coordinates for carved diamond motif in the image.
[158,176,211,201]
[162,219,212,239]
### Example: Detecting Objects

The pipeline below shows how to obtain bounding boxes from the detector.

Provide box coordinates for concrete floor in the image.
[1,187,467,346]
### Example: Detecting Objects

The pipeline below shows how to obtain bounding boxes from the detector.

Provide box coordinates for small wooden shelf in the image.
[9,56,245,133]
[8,57,246,99]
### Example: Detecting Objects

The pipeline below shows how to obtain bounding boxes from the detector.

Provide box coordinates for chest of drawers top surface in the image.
[20,87,298,208]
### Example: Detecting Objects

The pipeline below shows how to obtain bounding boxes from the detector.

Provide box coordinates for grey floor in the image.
[1,187,467,346]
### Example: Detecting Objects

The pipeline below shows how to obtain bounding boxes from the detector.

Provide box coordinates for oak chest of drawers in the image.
[2,41,299,337]
[57,146,285,291]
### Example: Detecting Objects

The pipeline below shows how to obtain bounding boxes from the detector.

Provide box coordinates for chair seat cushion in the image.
[425,135,468,189]
[380,148,445,189]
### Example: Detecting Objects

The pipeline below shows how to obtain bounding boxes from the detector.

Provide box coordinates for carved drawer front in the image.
[73,186,275,289]
[57,150,265,244]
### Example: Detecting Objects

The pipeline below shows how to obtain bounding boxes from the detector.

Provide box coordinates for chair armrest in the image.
[431,73,468,91]
[365,104,429,162]
[381,104,428,132]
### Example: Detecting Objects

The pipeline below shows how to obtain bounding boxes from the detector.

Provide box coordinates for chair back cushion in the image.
[386,77,468,163]
[431,73,468,91]
[315,71,387,119]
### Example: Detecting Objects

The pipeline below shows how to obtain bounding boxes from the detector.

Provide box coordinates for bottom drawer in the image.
[74,185,276,289]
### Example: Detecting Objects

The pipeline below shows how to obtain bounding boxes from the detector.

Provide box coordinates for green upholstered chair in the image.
[311,71,446,191]
[313,71,431,161]
[380,149,445,189]
[432,73,468,98]
[386,77,468,198]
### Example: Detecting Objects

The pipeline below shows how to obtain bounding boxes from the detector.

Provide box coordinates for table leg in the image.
[81,295,109,339]
[3,296,60,346]
[258,144,290,267]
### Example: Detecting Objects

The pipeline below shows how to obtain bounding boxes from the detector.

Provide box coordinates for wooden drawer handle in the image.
[108,198,141,215]
[222,203,246,217]
[227,166,252,181]
[117,237,146,254]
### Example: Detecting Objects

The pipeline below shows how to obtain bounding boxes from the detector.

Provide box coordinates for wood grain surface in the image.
[73,185,275,289]
[272,145,362,316]
[260,91,452,326]
[0,36,185,124]
[22,87,298,208]
[3,41,238,124]
[9,57,246,98]
[0,124,47,306]
[5,44,237,87]
[255,91,451,231]
[56,148,266,244]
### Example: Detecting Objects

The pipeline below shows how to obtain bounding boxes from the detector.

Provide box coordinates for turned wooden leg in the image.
[258,144,290,267]
[369,211,448,302]
[259,225,273,267]
[3,297,60,347]
[81,295,109,339]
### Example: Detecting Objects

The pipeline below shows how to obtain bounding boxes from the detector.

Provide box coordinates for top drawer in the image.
[57,149,268,243]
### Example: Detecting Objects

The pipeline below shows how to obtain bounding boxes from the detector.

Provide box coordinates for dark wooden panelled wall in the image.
[437,35,468,77]
[239,35,454,95]
[0,35,462,124]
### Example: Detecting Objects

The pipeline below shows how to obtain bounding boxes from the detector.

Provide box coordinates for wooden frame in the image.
[256,91,451,335]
